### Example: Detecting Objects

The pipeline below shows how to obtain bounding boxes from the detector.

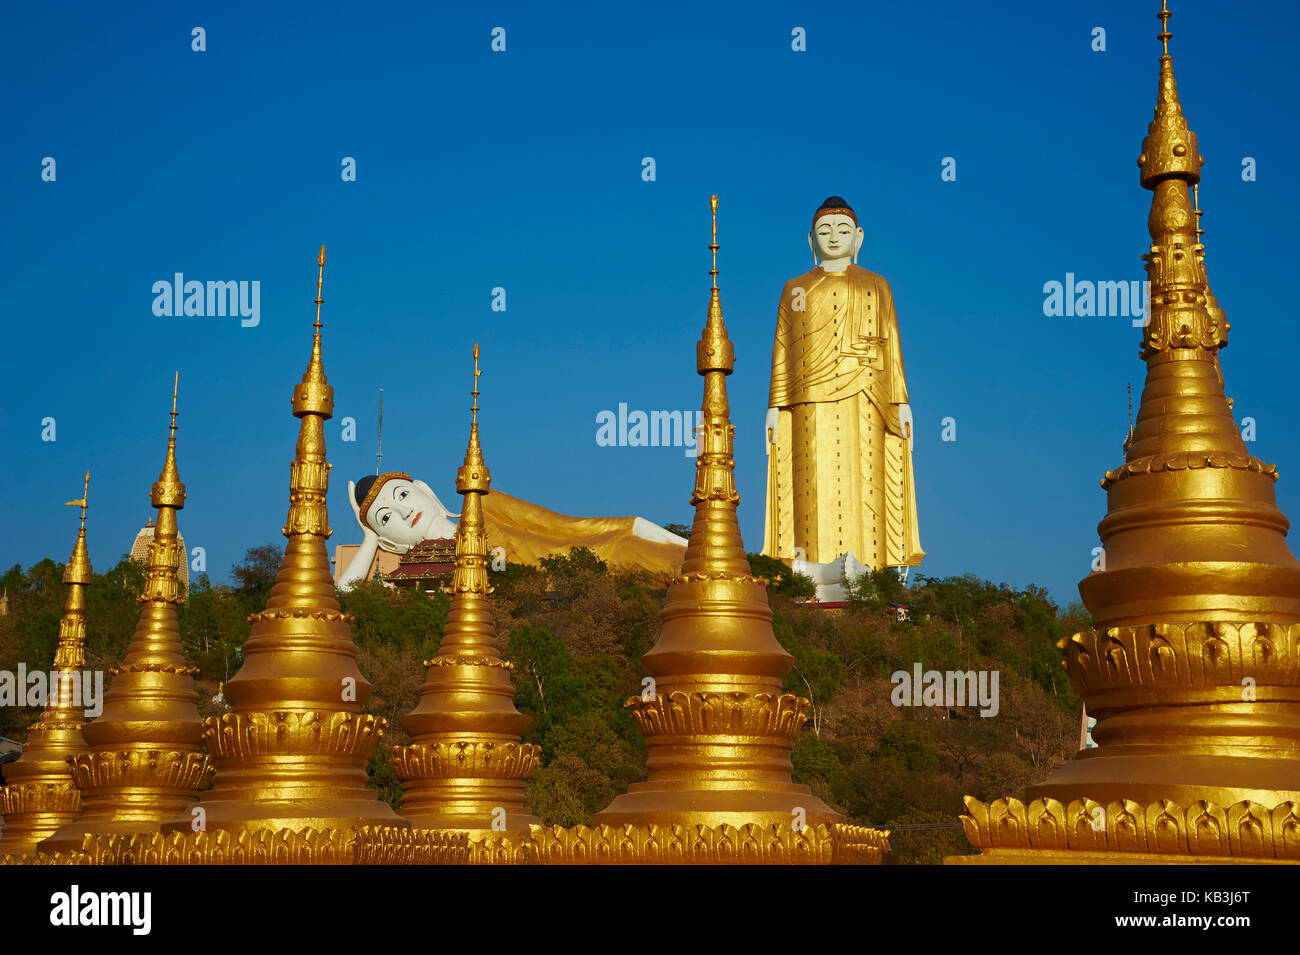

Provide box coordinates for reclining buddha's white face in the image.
[364,477,458,552]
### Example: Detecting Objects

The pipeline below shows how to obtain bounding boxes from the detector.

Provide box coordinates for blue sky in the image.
[2,0,1296,607]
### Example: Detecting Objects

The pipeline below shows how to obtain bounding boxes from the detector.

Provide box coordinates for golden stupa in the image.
[69,248,466,865]
[41,376,213,853]
[0,474,93,857]
[389,345,542,863]
[956,1,1300,864]
[529,197,889,864]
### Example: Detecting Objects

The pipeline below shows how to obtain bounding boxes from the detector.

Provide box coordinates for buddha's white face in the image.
[364,478,458,552]
[810,213,863,263]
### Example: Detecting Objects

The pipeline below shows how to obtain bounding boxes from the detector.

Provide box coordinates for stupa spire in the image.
[0,473,94,856]
[159,246,408,844]
[1030,0,1300,809]
[42,376,213,852]
[1079,1,1296,631]
[590,196,844,830]
[680,194,752,580]
[959,7,1300,861]
[390,344,540,862]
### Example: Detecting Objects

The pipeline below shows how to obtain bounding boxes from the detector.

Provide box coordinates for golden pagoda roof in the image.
[390,344,541,854]
[0,473,94,857]
[959,4,1300,860]
[41,375,212,853]
[149,246,412,850]
[587,197,859,839]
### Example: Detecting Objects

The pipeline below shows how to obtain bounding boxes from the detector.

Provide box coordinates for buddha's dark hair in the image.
[812,196,857,228]
[354,475,378,508]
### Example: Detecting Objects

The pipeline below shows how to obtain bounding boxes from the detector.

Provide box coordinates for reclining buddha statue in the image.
[335,471,687,591]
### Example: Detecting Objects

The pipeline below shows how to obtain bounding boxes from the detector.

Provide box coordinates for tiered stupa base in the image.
[2,821,887,865]
[3,826,468,865]
[0,784,81,857]
[37,749,216,853]
[390,736,543,865]
[530,822,889,865]
[952,795,1300,864]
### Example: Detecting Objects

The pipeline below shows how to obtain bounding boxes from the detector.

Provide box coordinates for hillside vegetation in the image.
[0,546,1090,863]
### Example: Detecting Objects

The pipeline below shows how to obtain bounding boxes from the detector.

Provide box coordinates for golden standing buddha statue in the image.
[763,197,923,579]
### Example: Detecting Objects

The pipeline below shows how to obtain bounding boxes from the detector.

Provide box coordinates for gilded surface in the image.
[390,741,540,780]
[762,259,922,567]
[67,751,213,791]
[580,199,884,862]
[627,690,810,739]
[43,379,213,852]
[529,822,889,865]
[1059,621,1300,696]
[389,345,542,852]
[204,710,384,759]
[960,795,1300,863]
[0,476,94,856]
[82,826,467,866]
[954,3,1300,862]
[150,248,407,842]
[479,489,685,577]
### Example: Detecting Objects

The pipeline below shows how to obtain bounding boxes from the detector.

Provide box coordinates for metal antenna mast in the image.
[376,388,384,475]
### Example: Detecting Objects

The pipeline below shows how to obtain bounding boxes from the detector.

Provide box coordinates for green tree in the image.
[848,568,907,610]
[504,625,589,741]
[366,745,404,811]
[783,644,843,736]
[747,553,817,600]
[231,544,282,594]
[877,720,939,773]
[525,712,645,826]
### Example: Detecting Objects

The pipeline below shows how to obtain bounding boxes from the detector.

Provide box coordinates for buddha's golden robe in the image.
[762,264,923,568]
[483,490,685,578]
[337,491,686,587]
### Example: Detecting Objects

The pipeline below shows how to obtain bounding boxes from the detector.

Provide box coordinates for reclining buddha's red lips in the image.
[410,510,423,528]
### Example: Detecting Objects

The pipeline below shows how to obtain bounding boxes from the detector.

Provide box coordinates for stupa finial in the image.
[1138,0,1202,193]
[314,244,325,332]
[62,470,91,585]
[152,373,185,509]
[459,343,488,496]
[294,245,332,415]
[68,469,89,520]
[709,194,719,290]
[471,342,481,425]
